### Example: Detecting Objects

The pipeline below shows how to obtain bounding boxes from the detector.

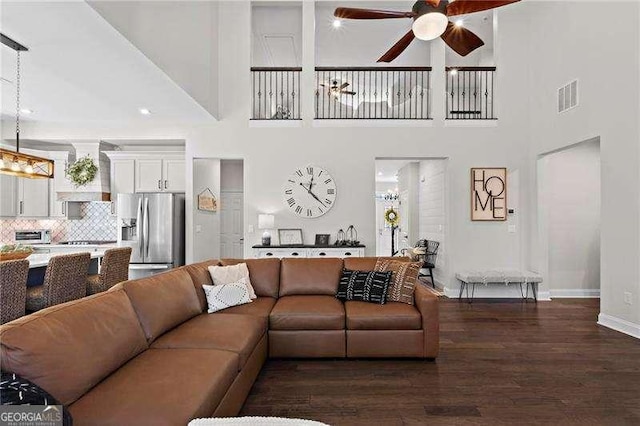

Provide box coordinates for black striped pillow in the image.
[336,269,393,304]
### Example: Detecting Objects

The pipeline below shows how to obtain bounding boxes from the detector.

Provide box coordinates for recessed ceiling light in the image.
[20,108,33,114]
[139,108,151,115]
[332,19,341,28]
[378,172,383,176]
[455,19,464,28]
[450,69,458,76]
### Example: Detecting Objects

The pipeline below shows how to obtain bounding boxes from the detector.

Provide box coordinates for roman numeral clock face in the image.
[283,166,337,218]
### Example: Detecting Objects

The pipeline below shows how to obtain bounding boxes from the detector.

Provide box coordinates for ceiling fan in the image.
[320,80,357,98]
[334,0,520,62]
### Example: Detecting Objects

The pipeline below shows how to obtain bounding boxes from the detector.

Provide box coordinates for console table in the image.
[252,245,365,259]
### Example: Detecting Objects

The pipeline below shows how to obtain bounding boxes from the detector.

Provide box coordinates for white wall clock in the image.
[283,165,337,218]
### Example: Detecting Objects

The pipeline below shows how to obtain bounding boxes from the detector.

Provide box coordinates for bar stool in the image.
[26,252,91,312]
[86,247,132,295]
[0,259,29,324]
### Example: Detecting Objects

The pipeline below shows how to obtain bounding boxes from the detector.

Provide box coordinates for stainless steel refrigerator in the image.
[117,193,185,279]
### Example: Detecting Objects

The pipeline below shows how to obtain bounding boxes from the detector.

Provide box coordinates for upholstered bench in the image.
[455,269,543,303]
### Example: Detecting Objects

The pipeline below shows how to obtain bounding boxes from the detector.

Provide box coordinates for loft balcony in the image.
[446,67,497,120]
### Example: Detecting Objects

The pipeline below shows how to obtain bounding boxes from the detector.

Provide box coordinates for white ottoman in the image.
[455,269,543,302]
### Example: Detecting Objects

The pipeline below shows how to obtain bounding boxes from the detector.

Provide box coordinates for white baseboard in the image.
[598,313,640,339]
[550,289,600,298]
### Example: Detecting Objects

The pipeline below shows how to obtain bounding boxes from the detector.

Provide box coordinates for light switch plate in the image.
[508,225,516,233]
[248,225,255,233]
[195,225,202,233]
[624,292,633,305]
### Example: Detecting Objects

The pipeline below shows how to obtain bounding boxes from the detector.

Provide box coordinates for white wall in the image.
[526,1,640,333]
[419,159,447,286]
[397,161,419,248]
[252,5,302,67]
[193,158,221,262]
[89,0,220,117]
[542,140,600,297]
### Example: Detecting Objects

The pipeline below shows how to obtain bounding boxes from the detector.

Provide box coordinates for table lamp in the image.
[258,214,275,246]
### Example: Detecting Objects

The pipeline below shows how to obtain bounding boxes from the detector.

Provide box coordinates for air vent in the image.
[558,79,578,113]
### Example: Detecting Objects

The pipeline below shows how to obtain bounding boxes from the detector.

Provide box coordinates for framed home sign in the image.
[471,168,507,221]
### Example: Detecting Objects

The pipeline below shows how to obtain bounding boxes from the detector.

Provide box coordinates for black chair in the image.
[414,240,439,288]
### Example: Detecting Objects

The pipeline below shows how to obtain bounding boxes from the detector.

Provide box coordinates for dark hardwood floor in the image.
[240,299,640,425]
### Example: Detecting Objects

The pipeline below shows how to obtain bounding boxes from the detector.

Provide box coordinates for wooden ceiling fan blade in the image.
[426,0,442,7]
[440,22,485,56]
[334,7,416,19]
[446,0,520,17]
[377,30,416,63]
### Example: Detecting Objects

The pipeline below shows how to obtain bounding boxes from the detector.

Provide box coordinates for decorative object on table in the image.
[278,228,303,245]
[345,225,360,246]
[258,214,275,246]
[0,259,28,324]
[314,234,331,246]
[86,247,132,295]
[336,269,393,304]
[25,252,91,312]
[282,165,337,218]
[197,188,218,212]
[66,155,98,187]
[374,258,421,305]
[0,34,54,179]
[383,207,400,256]
[334,228,346,246]
[0,244,33,261]
[471,167,507,221]
[1,372,73,426]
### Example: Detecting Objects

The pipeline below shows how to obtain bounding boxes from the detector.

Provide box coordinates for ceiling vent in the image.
[558,79,578,113]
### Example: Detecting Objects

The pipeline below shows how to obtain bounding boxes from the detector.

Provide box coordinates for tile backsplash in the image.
[0,202,117,243]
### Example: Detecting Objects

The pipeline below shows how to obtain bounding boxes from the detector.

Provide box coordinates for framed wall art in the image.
[471,168,507,221]
[278,228,304,245]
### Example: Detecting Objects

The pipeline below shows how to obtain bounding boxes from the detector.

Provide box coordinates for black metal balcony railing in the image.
[446,67,496,120]
[251,67,302,120]
[315,67,432,120]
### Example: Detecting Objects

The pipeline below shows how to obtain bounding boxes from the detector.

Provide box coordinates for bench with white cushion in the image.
[455,269,543,303]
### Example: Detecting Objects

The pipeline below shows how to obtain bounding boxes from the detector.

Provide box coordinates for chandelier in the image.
[0,33,54,179]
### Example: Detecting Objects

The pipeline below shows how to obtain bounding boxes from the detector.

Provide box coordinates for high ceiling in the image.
[0,1,213,124]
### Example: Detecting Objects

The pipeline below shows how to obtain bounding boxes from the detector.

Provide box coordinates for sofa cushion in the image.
[202,280,252,313]
[0,289,148,406]
[122,268,202,343]
[374,259,421,305]
[270,295,345,330]
[209,263,256,299]
[182,260,220,312]
[345,301,422,330]
[220,258,280,298]
[217,297,277,328]
[336,269,393,304]
[279,258,343,297]
[68,348,239,426]
[151,313,266,368]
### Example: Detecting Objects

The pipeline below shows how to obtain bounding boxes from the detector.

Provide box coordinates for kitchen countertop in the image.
[32,243,120,249]
[27,250,106,269]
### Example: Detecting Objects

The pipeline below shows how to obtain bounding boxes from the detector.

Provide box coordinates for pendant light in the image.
[0,33,54,179]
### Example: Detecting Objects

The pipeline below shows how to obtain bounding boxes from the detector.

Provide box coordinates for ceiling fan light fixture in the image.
[412,12,448,40]
[332,19,342,28]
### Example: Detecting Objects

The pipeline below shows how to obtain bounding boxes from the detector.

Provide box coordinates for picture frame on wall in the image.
[278,229,304,246]
[471,167,507,221]
[314,234,331,246]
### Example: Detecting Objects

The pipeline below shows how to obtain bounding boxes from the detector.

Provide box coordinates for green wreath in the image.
[66,155,98,187]
[384,208,399,226]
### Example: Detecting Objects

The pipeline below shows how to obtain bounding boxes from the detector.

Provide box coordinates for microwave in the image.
[14,229,52,244]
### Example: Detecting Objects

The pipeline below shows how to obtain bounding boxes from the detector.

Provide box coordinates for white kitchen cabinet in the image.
[18,177,49,217]
[162,159,185,192]
[48,152,81,219]
[0,174,17,217]
[253,246,366,259]
[110,159,135,215]
[135,159,164,192]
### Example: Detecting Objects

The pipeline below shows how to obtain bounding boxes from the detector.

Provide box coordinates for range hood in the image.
[57,142,111,202]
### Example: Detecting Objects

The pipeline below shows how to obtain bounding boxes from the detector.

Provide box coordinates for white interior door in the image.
[220,191,244,258]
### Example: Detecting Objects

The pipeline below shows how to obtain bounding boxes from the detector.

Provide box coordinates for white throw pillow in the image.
[208,263,257,299]
[203,278,252,313]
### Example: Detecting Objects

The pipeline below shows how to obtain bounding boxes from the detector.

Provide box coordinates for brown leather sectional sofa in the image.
[0,257,439,426]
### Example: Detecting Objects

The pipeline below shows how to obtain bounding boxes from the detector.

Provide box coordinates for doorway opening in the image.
[538,138,601,298]
[192,159,244,262]
[375,158,448,288]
